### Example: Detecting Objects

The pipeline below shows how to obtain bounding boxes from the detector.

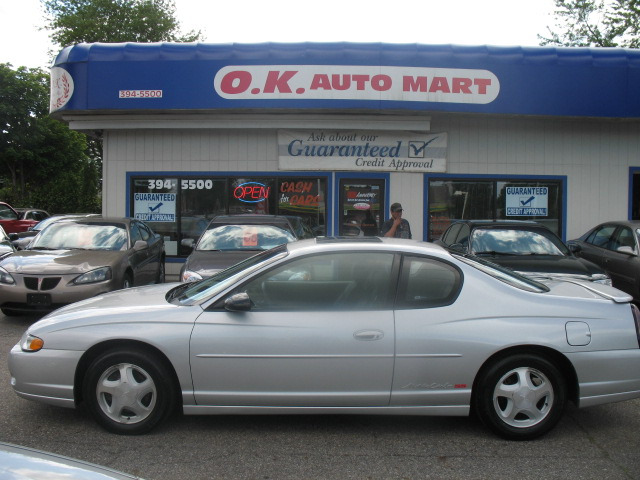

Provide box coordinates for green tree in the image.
[0,63,100,212]
[540,0,640,47]
[42,0,203,46]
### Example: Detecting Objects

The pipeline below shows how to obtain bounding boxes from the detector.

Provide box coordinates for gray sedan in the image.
[8,238,640,440]
[0,217,164,316]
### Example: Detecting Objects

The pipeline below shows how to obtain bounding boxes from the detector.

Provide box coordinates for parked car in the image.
[568,220,640,301]
[0,225,16,260]
[15,207,50,222]
[180,214,303,282]
[0,217,165,316]
[436,220,611,284]
[0,441,142,479]
[8,237,640,440]
[9,213,100,250]
[0,201,45,234]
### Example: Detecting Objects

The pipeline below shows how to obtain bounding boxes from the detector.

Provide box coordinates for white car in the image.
[8,237,640,440]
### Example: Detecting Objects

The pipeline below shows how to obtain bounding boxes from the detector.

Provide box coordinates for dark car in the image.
[9,214,100,250]
[0,217,165,316]
[436,220,611,284]
[0,202,46,234]
[568,220,640,301]
[180,214,305,282]
[15,208,50,222]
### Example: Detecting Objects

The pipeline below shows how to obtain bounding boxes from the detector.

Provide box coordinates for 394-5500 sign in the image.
[119,90,163,98]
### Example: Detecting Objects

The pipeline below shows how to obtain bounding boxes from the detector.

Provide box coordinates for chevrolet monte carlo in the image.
[8,238,640,440]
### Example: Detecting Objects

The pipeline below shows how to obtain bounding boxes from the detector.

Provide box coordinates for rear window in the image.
[196,224,296,251]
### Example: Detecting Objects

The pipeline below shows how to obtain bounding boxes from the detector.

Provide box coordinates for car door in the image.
[601,225,640,296]
[190,251,397,407]
[576,224,617,269]
[391,254,466,407]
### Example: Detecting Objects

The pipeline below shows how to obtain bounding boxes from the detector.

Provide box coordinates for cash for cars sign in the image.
[278,130,447,173]
[134,193,177,222]
[505,187,548,216]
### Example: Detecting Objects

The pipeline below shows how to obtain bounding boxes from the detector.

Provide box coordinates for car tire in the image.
[474,354,567,440]
[122,273,132,289]
[156,260,165,284]
[83,348,176,435]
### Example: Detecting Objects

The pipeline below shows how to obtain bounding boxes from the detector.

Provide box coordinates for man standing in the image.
[380,202,412,239]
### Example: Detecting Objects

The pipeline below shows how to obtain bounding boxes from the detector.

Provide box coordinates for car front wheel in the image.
[83,348,175,434]
[474,354,567,440]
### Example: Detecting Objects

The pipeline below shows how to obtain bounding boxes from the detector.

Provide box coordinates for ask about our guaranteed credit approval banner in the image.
[278,130,448,173]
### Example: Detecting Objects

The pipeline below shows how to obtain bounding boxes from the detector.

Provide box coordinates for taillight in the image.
[631,303,640,347]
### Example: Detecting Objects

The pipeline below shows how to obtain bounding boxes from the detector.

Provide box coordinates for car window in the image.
[130,223,143,244]
[197,225,296,251]
[441,224,462,245]
[236,252,395,311]
[0,205,17,220]
[396,255,462,309]
[611,227,636,251]
[136,221,151,241]
[471,228,568,255]
[585,225,617,248]
[456,224,471,246]
[30,222,128,251]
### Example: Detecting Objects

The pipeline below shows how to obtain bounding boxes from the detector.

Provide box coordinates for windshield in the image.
[30,222,128,251]
[169,244,289,305]
[471,228,568,256]
[454,253,549,292]
[196,224,295,252]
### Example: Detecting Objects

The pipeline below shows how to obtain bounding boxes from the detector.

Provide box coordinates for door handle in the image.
[353,329,384,341]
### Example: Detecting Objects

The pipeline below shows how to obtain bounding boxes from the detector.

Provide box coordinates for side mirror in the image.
[224,292,252,312]
[449,243,467,253]
[181,238,195,249]
[8,233,18,241]
[617,246,637,256]
[567,242,581,254]
[133,239,148,251]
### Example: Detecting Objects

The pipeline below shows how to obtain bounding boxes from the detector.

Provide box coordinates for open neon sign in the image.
[233,182,271,203]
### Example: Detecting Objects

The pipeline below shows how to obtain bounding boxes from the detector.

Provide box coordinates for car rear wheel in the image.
[474,354,567,440]
[83,348,175,434]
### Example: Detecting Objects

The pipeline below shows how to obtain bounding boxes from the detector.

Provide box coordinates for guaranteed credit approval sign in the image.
[505,187,549,216]
[214,65,499,104]
[279,130,447,172]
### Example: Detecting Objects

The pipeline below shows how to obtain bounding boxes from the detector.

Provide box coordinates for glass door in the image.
[339,179,385,237]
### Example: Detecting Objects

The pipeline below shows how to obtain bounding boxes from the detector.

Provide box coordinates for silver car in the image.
[8,238,640,440]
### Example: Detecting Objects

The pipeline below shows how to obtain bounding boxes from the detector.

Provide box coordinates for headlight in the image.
[0,266,15,285]
[21,334,44,352]
[592,274,612,286]
[72,267,112,285]
[181,270,202,283]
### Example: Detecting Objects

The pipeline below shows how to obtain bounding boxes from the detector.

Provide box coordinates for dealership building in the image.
[50,42,640,278]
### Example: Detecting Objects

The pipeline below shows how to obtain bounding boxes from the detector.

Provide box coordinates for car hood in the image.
[184,250,260,278]
[30,283,193,334]
[479,254,601,277]
[0,249,124,274]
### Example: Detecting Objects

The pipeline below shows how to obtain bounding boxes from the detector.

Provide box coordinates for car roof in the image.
[285,236,449,257]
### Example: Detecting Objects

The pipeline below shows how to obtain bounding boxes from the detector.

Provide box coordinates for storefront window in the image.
[130,174,328,256]
[338,179,385,237]
[428,177,563,240]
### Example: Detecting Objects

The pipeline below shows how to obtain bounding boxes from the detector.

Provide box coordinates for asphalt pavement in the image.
[1,312,639,480]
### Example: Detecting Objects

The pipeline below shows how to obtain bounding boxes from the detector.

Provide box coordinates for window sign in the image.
[505,187,548,216]
[134,192,177,222]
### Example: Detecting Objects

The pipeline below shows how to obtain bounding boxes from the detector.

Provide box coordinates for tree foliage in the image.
[540,0,640,47]
[43,0,203,46]
[0,63,100,212]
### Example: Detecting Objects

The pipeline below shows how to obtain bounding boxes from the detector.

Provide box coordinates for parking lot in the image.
[1,312,640,480]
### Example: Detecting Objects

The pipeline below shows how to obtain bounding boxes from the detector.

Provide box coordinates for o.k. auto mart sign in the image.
[278,130,448,173]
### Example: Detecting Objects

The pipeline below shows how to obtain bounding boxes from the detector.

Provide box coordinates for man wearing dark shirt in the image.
[380,202,412,239]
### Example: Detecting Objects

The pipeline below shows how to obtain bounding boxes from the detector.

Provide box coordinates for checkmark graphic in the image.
[408,137,438,157]
[149,202,163,212]
[521,196,535,206]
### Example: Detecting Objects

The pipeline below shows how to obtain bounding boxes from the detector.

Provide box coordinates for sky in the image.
[0,0,558,70]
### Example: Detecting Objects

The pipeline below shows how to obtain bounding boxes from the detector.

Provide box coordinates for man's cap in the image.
[390,202,403,212]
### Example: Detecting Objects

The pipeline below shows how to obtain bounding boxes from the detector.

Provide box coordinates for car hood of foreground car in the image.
[0,249,126,275]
